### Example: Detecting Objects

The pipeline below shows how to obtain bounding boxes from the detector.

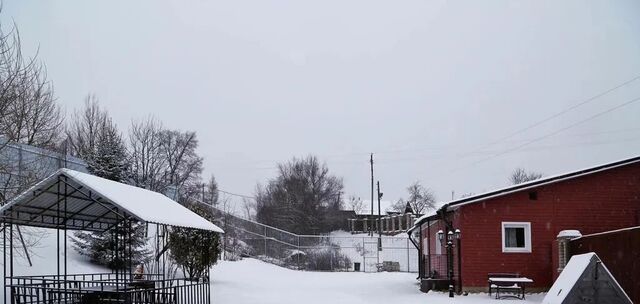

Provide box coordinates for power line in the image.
[249,126,640,168]
[238,126,640,170]
[217,189,256,200]
[452,95,640,171]
[229,73,640,172]
[463,74,640,155]
[372,133,640,165]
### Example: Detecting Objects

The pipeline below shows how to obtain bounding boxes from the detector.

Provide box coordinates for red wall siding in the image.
[458,162,640,289]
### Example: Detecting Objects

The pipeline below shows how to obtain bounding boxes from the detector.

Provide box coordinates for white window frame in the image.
[501,222,532,253]
[435,233,442,255]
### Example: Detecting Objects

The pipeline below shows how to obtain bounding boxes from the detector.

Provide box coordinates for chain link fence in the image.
[204,203,418,273]
[0,139,87,202]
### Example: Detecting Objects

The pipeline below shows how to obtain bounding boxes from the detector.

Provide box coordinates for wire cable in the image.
[452,95,640,171]
[463,74,640,156]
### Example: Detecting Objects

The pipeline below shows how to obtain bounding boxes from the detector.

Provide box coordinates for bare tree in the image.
[391,181,436,214]
[460,192,476,199]
[0,14,61,262]
[255,155,344,234]
[128,117,166,192]
[159,130,203,193]
[0,20,63,150]
[66,95,108,157]
[389,198,406,213]
[128,118,206,201]
[346,195,363,212]
[241,198,255,220]
[510,168,544,185]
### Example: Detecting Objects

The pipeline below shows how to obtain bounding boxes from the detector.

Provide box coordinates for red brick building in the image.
[408,155,640,292]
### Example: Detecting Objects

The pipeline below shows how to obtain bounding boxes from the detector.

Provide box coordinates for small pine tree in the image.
[71,115,149,270]
[169,202,220,279]
[87,120,129,182]
[72,221,149,269]
[205,175,219,206]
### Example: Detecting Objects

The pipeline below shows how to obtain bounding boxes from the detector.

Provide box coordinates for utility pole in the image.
[377,181,383,251]
[370,153,374,236]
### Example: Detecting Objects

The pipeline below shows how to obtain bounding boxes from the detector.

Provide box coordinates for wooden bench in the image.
[375,261,401,272]
[488,273,533,300]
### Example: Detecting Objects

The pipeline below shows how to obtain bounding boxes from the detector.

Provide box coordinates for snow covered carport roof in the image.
[0,169,224,233]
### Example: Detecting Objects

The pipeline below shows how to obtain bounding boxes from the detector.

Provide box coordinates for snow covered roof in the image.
[411,154,640,230]
[542,252,632,304]
[407,208,440,234]
[0,169,223,233]
[543,253,595,304]
[557,230,582,239]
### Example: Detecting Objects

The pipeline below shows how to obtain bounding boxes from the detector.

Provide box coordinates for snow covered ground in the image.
[211,258,545,304]
[1,228,108,276]
[2,229,545,304]
[1,228,108,301]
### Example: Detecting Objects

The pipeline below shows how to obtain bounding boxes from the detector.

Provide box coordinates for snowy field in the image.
[211,258,545,304]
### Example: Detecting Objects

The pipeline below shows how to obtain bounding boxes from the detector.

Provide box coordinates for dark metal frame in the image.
[408,213,463,296]
[2,173,212,304]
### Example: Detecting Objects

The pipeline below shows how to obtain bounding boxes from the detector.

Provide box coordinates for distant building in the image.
[345,200,422,235]
[408,155,640,293]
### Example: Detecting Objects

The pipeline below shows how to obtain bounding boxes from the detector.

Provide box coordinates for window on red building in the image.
[502,222,532,253]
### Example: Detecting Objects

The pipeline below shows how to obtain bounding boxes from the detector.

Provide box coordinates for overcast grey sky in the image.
[4,0,640,210]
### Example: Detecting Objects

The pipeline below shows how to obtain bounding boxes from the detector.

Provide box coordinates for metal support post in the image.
[448,240,454,298]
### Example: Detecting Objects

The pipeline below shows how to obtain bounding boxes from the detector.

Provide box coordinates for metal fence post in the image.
[330,248,334,271]
[407,237,410,272]
[362,237,365,272]
[297,236,301,270]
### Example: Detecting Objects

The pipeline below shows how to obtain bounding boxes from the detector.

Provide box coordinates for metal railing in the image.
[424,254,448,279]
[6,273,209,304]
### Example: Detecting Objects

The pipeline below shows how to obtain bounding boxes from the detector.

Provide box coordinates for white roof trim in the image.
[444,155,640,210]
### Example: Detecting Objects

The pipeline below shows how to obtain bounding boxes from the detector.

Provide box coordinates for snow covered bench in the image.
[488,273,533,300]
